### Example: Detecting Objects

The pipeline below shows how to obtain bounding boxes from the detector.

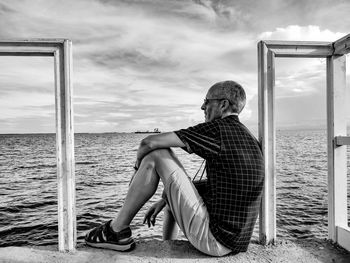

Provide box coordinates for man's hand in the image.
[143,199,166,227]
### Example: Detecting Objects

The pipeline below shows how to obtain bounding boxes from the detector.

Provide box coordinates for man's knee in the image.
[144,148,173,161]
[143,148,183,182]
[139,149,172,170]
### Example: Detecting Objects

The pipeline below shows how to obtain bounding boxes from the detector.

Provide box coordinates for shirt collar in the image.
[222,113,239,118]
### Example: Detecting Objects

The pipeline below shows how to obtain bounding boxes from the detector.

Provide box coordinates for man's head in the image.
[201,80,246,122]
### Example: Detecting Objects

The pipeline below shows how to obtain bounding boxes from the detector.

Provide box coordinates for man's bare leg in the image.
[162,206,179,240]
[110,148,186,233]
[110,153,160,232]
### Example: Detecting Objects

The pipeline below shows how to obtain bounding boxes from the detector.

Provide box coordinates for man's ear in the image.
[220,99,230,112]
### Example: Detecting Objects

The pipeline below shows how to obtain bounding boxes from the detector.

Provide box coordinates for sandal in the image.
[85,220,135,251]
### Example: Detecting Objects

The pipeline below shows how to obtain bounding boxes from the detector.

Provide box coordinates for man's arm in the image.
[135,132,185,168]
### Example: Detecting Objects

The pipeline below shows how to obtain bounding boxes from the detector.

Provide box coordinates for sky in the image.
[0,0,350,134]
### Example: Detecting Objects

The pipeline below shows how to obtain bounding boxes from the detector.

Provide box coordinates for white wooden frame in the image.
[258,34,350,251]
[0,39,76,252]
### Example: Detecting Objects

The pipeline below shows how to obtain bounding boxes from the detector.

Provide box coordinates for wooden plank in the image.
[63,39,76,251]
[258,41,276,245]
[0,52,54,56]
[333,34,350,55]
[335,136,350,146]
[54,40,76,252]
[326,55,348,242]
[264,41,333,58]
[0,39,66,44]
[258,41,268,244]
[0,40,63,56]
[337,226,350,251]
[54,48,64,250]
[265,43,332,58]
[0,47,56,56]
[263,40,332,46]
[266,48,276,244]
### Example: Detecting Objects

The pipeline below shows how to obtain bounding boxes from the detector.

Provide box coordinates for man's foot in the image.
[85,220,135,251]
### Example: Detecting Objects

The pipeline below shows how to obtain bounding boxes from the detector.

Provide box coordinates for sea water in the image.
[0,130,349,246]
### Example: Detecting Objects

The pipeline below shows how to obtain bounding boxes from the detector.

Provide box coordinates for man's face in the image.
[201,88,223,122]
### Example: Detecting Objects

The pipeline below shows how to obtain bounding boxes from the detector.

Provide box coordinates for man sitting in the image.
[85,80,264,256]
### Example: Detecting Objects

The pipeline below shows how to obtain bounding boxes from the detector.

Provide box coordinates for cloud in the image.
[259,25,346,41]
[1,115,55,134]
[245,73,328,132]
[1,1,350,133]
[73,99,199,132]
[0,56,54,95]
[275,59,326,98]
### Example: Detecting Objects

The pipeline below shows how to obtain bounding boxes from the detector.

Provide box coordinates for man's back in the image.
[176,115,264,253]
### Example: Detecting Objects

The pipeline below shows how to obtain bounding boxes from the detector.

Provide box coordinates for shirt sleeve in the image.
[174,120,221,159]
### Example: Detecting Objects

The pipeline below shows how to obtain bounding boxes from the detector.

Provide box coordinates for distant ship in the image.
[134,128,161,134]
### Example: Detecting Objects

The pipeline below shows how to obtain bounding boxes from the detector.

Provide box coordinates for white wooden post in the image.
[258,41,276,244]
[0,39,76,252]
[326,54,348,242]
[54,40,76,252]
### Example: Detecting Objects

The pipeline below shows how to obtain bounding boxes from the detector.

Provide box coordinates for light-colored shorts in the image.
[162,167,232,257]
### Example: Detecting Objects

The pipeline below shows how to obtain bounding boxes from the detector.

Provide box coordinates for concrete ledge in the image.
[0,239,349,263]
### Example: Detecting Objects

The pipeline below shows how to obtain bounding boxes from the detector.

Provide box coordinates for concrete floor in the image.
[0,239,350,263]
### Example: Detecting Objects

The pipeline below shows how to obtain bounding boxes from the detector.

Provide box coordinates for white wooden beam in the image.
[335,136,350,146]
[0,39,65,56]
[337,226,350,251]
[0,39,67,43]
[264,41,333,58]
[54,40,76,252]
[326,55,347,242]
[333,34,350,55]
[258,41,276,245]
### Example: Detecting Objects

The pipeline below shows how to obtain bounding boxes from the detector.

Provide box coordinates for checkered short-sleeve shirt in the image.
[174,115,264,253]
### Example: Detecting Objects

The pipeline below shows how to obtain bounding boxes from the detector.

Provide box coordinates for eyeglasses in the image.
[203,98,229,105]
